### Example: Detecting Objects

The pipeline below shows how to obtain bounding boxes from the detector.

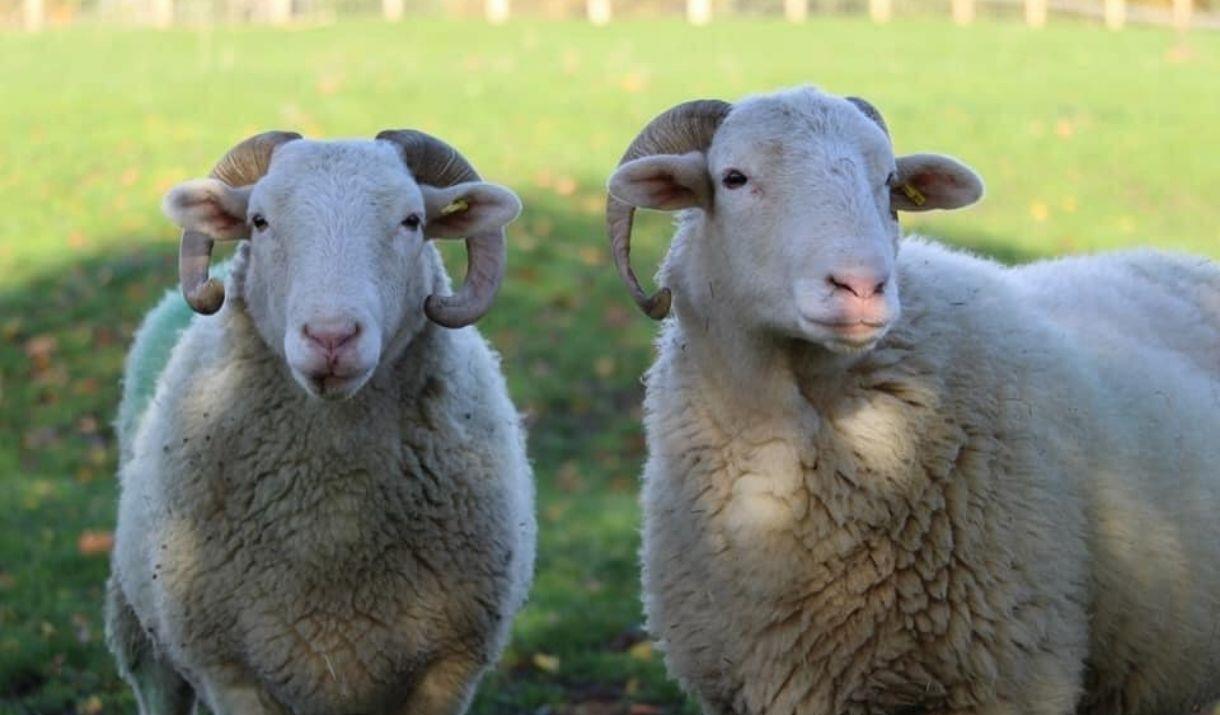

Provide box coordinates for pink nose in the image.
[302,320,360,356]
[827,271,889,300]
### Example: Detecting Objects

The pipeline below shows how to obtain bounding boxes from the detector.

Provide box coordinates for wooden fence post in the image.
[686,0,710,25]
[951,0,973,25]
[1024,0,1046,27]
[23,0,44,31]
[1103,0,1124,29]
[587,0,610,24]
[1173,0,1192,30]
[268,0,292,23]
[784,0,806,23]
[383,0,403,20]
[151,0,174,26]
[868,0,890,23]
[485,0,509,23]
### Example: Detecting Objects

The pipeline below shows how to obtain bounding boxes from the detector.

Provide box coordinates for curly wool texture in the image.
[107,250,535,715]
[115,261,236,463]
[640,237,1220,715]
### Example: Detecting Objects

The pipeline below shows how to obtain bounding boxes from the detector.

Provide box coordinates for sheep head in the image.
[606,87,983,354]
[162,132,521,400]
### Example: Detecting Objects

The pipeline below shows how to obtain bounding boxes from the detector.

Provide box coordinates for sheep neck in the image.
[666,227,857,425]
[220,295,443,423]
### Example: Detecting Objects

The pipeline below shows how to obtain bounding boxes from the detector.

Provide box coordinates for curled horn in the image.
[846,96,889,138]
[606,99,732,320]
[377,129,502,329]
[180,130,301,314]
[606,97,879,319]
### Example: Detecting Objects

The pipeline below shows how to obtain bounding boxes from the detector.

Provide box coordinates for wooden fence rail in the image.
[17,0,1211,32]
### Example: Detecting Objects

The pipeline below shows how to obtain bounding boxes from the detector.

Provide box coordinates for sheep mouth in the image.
[814,319,887,335]
[801,318,890,351]
[293,366,374,401]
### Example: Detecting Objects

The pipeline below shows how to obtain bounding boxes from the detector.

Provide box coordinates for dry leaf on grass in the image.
[77,530,113,556]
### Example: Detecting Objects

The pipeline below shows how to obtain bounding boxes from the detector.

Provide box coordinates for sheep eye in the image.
[885,171,898,188]
[402,214,422,231]
[251,214,269,232]
[722,169,748,190]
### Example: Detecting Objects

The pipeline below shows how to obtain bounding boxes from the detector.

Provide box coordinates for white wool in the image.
[107,139,534,715]
[623,88,1220,715]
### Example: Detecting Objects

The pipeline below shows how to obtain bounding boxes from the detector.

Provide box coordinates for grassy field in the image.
[1,15,1218,714]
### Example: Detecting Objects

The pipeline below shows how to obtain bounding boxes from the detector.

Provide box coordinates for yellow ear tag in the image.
[440,199,469,216]
[900,182,926,207]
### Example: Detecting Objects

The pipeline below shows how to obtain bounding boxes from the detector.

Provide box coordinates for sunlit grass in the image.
[0,16,1217,713]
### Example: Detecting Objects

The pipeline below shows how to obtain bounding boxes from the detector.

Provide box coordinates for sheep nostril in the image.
[302,321,361,353]
[827,272,889,300]
[827,276,852,294]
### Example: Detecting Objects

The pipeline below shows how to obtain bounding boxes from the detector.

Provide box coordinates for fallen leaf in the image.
[24,334,58,371]
[602,305,631,329]
[77,416,99,435]
[77,695,103,715]
[556,461,583,493]
[1165,43,1195,64]
[1,317,24,341]
[594,356,616,379]
[579,245,603,267]
[77,531,114,556]
[532,652,560,673]
[620,71,649,93]
[316,71,345,95]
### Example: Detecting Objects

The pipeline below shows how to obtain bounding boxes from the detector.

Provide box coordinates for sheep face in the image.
[164,140,521,400]
[609,88,983,354]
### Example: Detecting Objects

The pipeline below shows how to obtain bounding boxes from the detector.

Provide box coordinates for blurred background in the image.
[0,0,1217,712]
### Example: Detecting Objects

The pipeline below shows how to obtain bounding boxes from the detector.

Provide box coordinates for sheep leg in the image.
[104,575,196,715]
[196,670,288,715]
[395,652,485,715]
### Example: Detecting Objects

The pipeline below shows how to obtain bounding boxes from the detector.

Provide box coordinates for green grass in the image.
[1,15,1218,714]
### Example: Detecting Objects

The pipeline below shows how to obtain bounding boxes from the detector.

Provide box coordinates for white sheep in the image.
[605,86,1220,715]
[105,131,536,715]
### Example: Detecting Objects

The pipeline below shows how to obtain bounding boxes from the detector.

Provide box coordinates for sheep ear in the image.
[163,178,252,240]
[893,154,984,212]
[607,152,712,211]
[420,182,522,239]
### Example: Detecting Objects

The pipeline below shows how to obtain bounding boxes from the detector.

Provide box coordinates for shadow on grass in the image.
[0,205,1045,714]
[0,244,179,714]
